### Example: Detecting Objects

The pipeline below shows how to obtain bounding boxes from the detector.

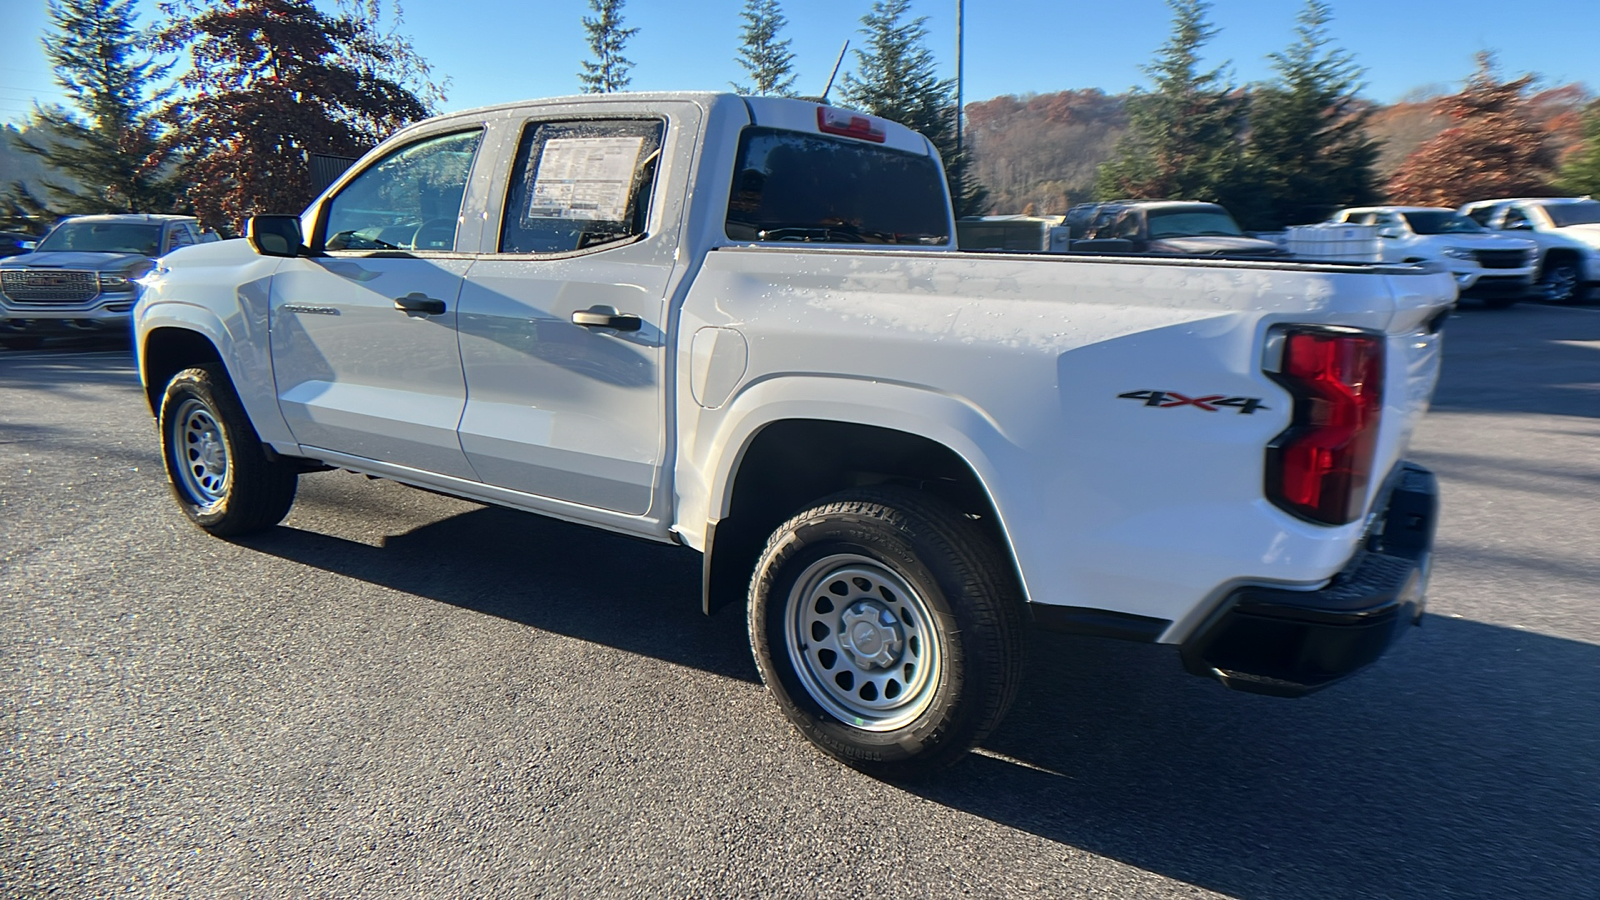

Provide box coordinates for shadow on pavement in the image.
[1431,305,1600,419]
[238,502,759,685]
[239,491,1596,899]
[915,622,1599,900]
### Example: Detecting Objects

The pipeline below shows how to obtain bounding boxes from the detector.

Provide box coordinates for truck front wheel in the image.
[748,488,1024,778]
[159,365,298,536]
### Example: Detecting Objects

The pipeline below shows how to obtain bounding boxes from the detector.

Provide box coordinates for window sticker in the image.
[528,136,644,222]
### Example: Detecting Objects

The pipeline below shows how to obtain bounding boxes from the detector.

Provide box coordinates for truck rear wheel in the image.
[748,487,1024,778]
[159,364,298,536]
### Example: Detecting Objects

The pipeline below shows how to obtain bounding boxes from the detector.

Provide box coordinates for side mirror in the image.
[246,215,305,257]
[1377,227,1400,239]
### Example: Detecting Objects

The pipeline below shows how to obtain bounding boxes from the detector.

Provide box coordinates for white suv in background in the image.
[1459,197,1600,304]
[1331,207,1538,308]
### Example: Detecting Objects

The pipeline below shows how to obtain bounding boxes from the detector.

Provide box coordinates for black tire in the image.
[1539,260,1582,304]
[748,487,1025,778]
[1,335,44,351]
[159,364,298,536]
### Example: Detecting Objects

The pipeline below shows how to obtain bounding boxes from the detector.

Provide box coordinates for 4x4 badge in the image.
[1118,390,1267,414]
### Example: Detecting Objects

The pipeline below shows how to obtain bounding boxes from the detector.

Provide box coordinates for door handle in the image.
[394,292,447,315]
[571,306,642,332]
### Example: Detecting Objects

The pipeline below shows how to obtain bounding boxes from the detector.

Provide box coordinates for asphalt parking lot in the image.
[3,303,1597,898]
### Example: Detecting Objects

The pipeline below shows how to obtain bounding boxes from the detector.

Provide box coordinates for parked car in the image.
[1064,200,1286,257]
[0,214,207,349]
[1458,197,1600,303]
[0,231,37,258]
[1330,206,1538,307]
[136,92,1447,776]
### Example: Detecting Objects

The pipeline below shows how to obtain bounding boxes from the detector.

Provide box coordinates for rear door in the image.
[454,105,693,515]
[270,127,487,479]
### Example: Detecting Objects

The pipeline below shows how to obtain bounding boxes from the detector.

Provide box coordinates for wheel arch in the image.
[693,379,1028,615]
[137,301,295,449]
[141,326,223,416]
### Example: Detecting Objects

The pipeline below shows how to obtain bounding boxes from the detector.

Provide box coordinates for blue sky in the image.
[1,0,1596,126]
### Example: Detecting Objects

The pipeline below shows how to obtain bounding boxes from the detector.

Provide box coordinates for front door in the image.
[270,128,485,480]
[456,114,683,515]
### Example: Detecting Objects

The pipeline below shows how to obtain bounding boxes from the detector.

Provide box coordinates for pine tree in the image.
[1555,101,1600,196]
[1387,53,1558,207]
[839,0,986,215]
[4,0,180,225]
[731,0,797,97]
[1094,0,1249,207]
[158,0,438,232]
[1243,0,1379,229]
[578,0,638,94]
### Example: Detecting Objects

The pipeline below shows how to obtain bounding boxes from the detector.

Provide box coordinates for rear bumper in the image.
[1179,462,1438,698]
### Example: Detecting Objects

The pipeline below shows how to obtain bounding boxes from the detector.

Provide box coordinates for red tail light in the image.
[1266,328,1385,525]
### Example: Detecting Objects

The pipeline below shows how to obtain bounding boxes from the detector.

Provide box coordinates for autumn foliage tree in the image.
[157,0,438,232]
[1387,54,1558,207]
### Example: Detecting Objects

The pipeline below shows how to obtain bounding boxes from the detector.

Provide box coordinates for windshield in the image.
[36,221,162,255]
[726,127,950,245]
[1545,200,1600,227]
[1147,207,1243,238]
[1401,210,1486,235]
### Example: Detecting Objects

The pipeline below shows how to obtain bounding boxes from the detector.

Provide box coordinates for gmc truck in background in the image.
[134,93,1448,776]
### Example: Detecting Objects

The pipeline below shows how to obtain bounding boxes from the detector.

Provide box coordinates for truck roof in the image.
[407,92,936,157]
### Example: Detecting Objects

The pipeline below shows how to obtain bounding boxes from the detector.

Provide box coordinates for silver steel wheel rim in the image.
[783,553,944,731]
[171,397,229,506]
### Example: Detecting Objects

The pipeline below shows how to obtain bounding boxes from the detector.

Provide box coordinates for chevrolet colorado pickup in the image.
[135,93,1449,776]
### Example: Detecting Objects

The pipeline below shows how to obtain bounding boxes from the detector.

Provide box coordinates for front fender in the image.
[136,248,293,449]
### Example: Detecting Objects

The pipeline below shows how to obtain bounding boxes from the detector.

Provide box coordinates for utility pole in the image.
[955,0,965,192]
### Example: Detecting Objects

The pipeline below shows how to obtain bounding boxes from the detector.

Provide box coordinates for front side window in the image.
[323,129,483,252]
[726,127,949,245]
[36,221,162,255]
[500,119,664,254]
[167,226,195,250]
[1502,207,1531,230]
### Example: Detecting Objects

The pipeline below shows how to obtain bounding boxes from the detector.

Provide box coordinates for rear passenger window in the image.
[499,119,664,254]
[725,127,949,245]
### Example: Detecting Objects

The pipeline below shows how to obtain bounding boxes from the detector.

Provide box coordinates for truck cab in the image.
[1459,197,1600,303]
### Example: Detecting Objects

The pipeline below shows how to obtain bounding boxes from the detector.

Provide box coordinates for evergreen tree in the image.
[1243,0,1379,229]
[1555,101,1600,196]
[4,0,180,225]
[839,0,986,215]
[731,0,797,97]
[1387,53,1557,207]
[579,0,638,94]
[1094,0,1249,207]
[158,0,438,232]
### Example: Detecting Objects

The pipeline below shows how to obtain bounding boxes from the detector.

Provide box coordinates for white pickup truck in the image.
[1330,206,1538,307]
[135,93,1449,776]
